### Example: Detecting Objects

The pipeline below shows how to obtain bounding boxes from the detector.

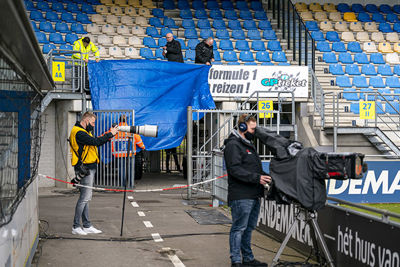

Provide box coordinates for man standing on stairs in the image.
[162,33,184,63]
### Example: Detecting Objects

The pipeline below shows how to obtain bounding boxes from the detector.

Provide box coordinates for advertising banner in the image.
[208,65,309,99]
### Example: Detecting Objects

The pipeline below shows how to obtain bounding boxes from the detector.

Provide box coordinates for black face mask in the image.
[86,123,94,132]
[244,132,255,141]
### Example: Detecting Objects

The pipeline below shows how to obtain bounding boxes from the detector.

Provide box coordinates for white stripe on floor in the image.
[168,254,186,267]
[131,202,139,207]
[143,221,153,228]
[127,196,134,200]
[151,233,163,242]
[138,211,145,217]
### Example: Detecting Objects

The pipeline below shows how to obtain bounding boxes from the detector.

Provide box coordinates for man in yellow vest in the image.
[72,36,100,91]
[70,112,118,236]
[112,115,146,186]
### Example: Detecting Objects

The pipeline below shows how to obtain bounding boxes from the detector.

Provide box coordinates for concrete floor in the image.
[36,173,305,267]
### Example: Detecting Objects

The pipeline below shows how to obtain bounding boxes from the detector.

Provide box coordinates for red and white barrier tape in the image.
[39,173,227,193]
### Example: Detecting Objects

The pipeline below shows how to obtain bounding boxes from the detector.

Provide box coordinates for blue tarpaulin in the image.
[88,59,215,151]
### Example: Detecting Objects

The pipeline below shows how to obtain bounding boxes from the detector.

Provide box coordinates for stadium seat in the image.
[329,63,344,75]
[335,21,348,32]
[316,41,331,52]
[250,1,263,11]
[223,51,238,62]
[251,40,266,51]
[237,1,249,11]
[326,31,340,42]
[247,30,261,40]
[219,39,234,50]
[259,21,272,31]
[195,10,207,19]
[349,22,363,32]
[61,12,75,23]
[386,14,399,23]
[49,33,65,44]
[221,1,234,10]
[42,43,56,54]
[352,76,368,88]
[347,42,362,53]
[357,12,371,22]
[320,21,333,31]
[267,40,282,51]
[338,52,354,64]
[161,18,175,29]
[364,22,378,32]
[394,65,400,76]
[394,43,400,52]
[370,76,385,88]
[323,3,336,12]
[176,38,187,49]
[329,12,342,22]
[342,31,356,42]
[361,64,377,75]
[379,23,393,33]
[256,51,271,62]
[37,2,51,11]
[363,42,378,53]
[337,3,351,12]
[300,11,313,21]
[311,31,325,41]
[98,34,112,47]
[184,50,196,61]
[143,37,157,48]
[207,1,219,10]
[24,1,36,11]
[77,13,91,24]
[31,21,39,32]
[386,77,400,88]
[59,44,73,55]
[163,0,175,10]
[295,2,308,12]
[366,4,379,13]
[109,46,124,58]
[182,19,195,29]
[132,25,145,36]
[210,10,223,19]
[102,24,115,35]
[336,76,352,87]
[386,53,400,64]
[372,13,385,23]
[380,4,393,14]
[113,35,128,47]
[332,42,346,52]
[198,19,211,29]
[140,48,156,59]
[385,102,400,114]
[343,88,360,101]
[272,51,287,62]
[225,10,238,20]
[214,51,221,62]
[232,30,245,40]
[146,27,161,37]
[323,52,338,63]
[378,42,393,53]
[160,28,173,36]
[66,3,80,13]
[377,89,393,101]
[243,20,257,30]
[149,17,163,28]
[193,1,206,10]
[227,20,240,30]
[216,29,229,39]
[309,3,322,12]
[45,11,60,22]
[351,4,364,13]
[152,8,164,18]
[386,32,399,43]
[240,51,254,62]
[235,40,250,51]
[65,33,78,45]
[356,32,370,42]
[239,11,253,20]
[359,88,375,101]
[343,12,357,22]
[200,29,213,39]
[354,52,369,64]
[305,21,319,31]
[314,11,327,22]
[55,22,70,33]
[254,11,268,20]
[178,1,190,10]
[345,64,361,75]
[82,4,96,14]
[180,10,192,19]
[350,102,360,114]
[71,23,86,34]
[227,62,241,65]
[394,5,400,14]
[39,21,55,33]
[378,64,393,76]
[394,23,400,33]
[187,39,199,49]
[370,53,385,64]
[213,20,226,30]
[106,14,120,25]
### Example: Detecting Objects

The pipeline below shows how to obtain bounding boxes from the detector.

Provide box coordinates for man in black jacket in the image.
[195,37,214,65]
[224,114,271,267]
[163,33,184,63]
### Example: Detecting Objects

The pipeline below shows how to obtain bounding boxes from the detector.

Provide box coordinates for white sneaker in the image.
[72,227,87,235]
[83,226,102,234]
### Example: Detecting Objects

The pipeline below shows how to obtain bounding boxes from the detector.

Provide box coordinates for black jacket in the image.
[195,41,214,64]
[73,122,113,170]
[165,39,184,63]
[223,130,265,204]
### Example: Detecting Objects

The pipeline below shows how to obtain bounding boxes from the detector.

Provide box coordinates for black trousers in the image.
[166,147,180,171]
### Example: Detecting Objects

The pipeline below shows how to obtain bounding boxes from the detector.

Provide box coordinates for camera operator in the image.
[224,114,271,267]
[69,112,118,236]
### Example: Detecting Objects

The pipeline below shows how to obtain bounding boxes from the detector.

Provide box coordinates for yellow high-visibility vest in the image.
[69,126,99,166]
[72,38,99,62]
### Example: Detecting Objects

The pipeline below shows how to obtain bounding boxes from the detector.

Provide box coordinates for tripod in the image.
[271,206,334,267]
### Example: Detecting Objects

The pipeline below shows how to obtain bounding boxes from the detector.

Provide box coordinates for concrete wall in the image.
[38,102,55,187]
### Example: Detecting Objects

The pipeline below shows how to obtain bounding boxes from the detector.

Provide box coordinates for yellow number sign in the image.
[258,100,274,118]
[52,61,65,82]
[359,101,375,120]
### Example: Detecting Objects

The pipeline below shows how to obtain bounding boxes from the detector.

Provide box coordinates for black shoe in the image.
[243,259,268,266]
[166,170,171,173]
[231,263,243,267]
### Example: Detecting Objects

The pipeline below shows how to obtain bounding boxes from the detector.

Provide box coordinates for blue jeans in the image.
[229,198,261,264]
[118,157,133,188]
[73,169,95,228]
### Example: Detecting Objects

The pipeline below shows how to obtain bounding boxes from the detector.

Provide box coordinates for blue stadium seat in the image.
[372,13,385,22]
[235,40,250,51]
[385,102,400,114]
[193,1,205,10]
[55,22,70,34]
[49,33,65,44]
[77,13,91,24]
[394,5,400,14]
[350,102,360,114]
[272,51,287,62]
[24,1,36,11]
[146,27,161,37]
[164,18,178,29]
[370,53,385,64]
[311,31,325,41]
[244,62,258,65]
[149,17,163,28]
[71,23,86,34]
[361,64,377,76]
[30,11,44,22]
[178,1,190,10]
[354,53,369,64]
[345,64,361,75]
[37,1,51,11]
[378,64,393,76]
[227,62,241,65]
[386,76,400,88]
[195,10,207,19]
[347,42,362,53]
[228,20,241,30]
[160,27,172,36]
[225,10,238,20]
[243,20,257,30]
[261,62,274,66]
[267,40,282,51]
[200,29,213,39]
[317,41,331,52]
[379,23,393,33]
[254,11,268,20]
[221,1,234,10]
[386,14,400,23]
[180,10,192,19]
[351,4,364,13]
[45,11,60,22]
[338,52,354,64]
[218,39,233,50]
[258,20,272,30]
[240,51,254,62]
[360,88,375,101]
[357,12,371,22]
[394,89,400,100]
[183,28,197,39]
[256,51,271,62]
[247,30,261,40]
[323,52,338,63]
[66,3,80,13]
[140,48,156,59]
[337,3,351,12]
[366,4,379,13]
[42,43,56,54]
[81,3,96,14]
[240,11,253,20]
[64,34,78,45]
[152,8,164,18]
[59,44,73,56]
[39,21,55,33]
[184,50,196,61]
[332,42,346,52]
[143,37,158,48]
[182,19,195,29]
[223,51,238,62]
[394,65,400,75]
[263,29,277,40]
[336,76,352,87]
[236,1,249,11]
[378,89,394,101]
[232,30,245,40]
[252,40,266,51]
[186,40,201,51]
[158,38,167,47]
[380,4,393,14]
[31,21,39,32]
[155,48,164,60]
[394,23,400,33]
[305,21,319,31]
[353,76,368,88]
[198,19,211,29]
[326,31,340,42]
[163,1,175,10]
[216,29,229,39]
[343,88,359,101]
[61,12,75,23]
[176,38,187,49]
[210,10,223,19]
[370,76,385,88]
[207,1,219,10]
[251,1,264,11]
[213,20,226,29]
[214,51,221,62]
[329,64,344,75]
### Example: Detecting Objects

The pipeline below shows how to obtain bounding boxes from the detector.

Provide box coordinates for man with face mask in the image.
[69,112,118,235]
[223,114,271,267]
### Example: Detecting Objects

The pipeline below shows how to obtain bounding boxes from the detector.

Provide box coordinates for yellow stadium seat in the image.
[343,12,357,22]
[323,3,336,12]
[295,2,308,12]
[309,3,322,12]
[378,42,393,53]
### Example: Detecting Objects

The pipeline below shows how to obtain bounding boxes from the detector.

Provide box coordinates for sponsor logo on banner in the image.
[208,65,309,99]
